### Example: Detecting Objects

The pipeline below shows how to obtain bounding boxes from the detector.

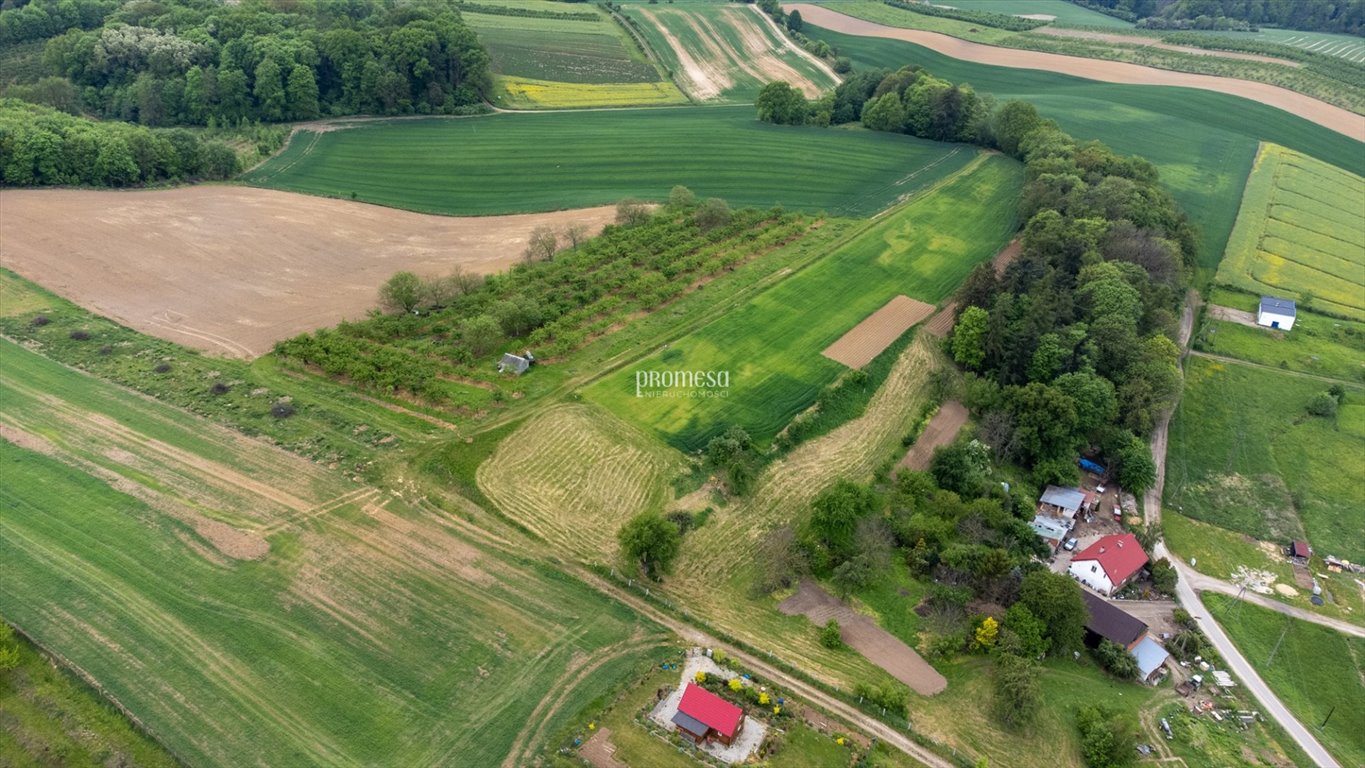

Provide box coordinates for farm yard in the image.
[585,153,1020,450]
[461,1,686,108]
[1215,143,1365,319]
[0,336,667,767]
[0,187,616,358]
[243,107,972,217]
[621,0,838,101]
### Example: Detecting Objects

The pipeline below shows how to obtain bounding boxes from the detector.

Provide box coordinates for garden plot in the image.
[821,295,934,368]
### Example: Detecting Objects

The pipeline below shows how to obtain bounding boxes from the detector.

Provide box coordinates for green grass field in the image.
[621,0,840,101]
[460,1,686,107]
[1197,311,1365,385]
[0,337,665,767]
[1215,143,1365,319]
[244,106,973,217]
[584,152,1020,450]
[803,24,1365,272]
[1206,595,1365,767]
[1165,354,1365,562]
[0,623,181,768]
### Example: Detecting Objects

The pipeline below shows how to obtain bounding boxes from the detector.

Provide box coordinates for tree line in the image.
[0,98,240,185]
[1,0,491,127]
[1076,0,1364,35]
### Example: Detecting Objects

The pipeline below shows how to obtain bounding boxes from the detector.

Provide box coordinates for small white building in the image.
[1257,296,1296,331]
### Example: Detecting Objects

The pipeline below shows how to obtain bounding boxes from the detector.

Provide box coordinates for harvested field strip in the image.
[1216,143,1365,319]
[822,295,935,368]
[629,2,837,101]
[244,106,968,218]
[477,403,679,563]
[0,340,659,766]
[786,4,1365,140]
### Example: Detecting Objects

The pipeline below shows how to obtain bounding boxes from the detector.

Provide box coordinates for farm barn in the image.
[671,683,745,746]
[1257,296,1297,330]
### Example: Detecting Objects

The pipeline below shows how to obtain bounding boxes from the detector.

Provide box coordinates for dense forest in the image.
[758,64,1190,493]
[1072,0,1365,34]
[0,0,490,126]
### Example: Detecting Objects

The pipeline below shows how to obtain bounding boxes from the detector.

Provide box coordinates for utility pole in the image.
[1265,618,1291,667]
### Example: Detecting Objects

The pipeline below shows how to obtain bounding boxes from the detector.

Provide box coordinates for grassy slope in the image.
[804,24,1365,272]
[1164,353,1365,562]
[585,152,1019,450]
[244,106,968,217]
[0,338,663,767]
[1206,595,1365,767]
[1215,143,1365,319]
[0,625,180,768]
[936,0,1134,28]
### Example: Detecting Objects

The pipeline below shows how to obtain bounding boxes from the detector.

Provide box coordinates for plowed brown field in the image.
[0,187,615,358]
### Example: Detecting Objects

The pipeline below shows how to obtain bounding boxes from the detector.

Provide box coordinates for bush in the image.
[1307,391,1338,417]
[1075,704,1138,768]
[270,401,295,419]
[1091,639,1139,680]
[210,382,231,396]
[617,511,681,579]
[153,362,172,373]
[30,315,50,327]
[68,329,91,341]
[820,618,843,649]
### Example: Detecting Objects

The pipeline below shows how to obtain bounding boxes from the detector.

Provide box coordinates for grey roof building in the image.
[1259,296,1296,316]
[1039,485,1087,517]
[498,353,531,375]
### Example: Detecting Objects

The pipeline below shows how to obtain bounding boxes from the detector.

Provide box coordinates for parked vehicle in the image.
[1063,538,1079,551]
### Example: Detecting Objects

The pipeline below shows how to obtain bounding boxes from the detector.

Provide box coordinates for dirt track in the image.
[0,187,615,358]
[784,4,1365,140]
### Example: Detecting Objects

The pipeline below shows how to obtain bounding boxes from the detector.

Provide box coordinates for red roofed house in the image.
[671,683,746,746]
[1068,533,1148,596]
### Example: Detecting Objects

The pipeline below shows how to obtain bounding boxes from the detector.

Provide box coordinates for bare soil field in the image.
[822,294,934,368]
[784,3,1365,140]
[779,580,947,695]
[0,187,615,358]
[897,399,968,471]
[1033,26,1301,67]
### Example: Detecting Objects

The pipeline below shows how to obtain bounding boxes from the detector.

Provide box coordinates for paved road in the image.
[1144,292,1342,768]
[1182,569,1365,639]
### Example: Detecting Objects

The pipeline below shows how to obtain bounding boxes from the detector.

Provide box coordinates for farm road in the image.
[1190,350,1365,387]
[1144,290,1343,768]
[784,4,1365,141]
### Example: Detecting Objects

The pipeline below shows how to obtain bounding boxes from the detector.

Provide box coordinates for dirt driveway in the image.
[779,580,947,696]
[783,4,1365,141]
[1206,304,1259,328]
[0,187,615,358]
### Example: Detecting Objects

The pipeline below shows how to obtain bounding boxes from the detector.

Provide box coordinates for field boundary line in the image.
[745,3,841,84]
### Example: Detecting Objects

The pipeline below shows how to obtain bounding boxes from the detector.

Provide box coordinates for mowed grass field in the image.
[585,152,1019,450]
[1199,289,1365,384]
[622,0,838,101]
[462,2,686,107]
[244,106,972,217]
[1216,143,1365,319]
[0,337,665,767]
[1164,353,1365,562]
[1206,595,1365,767]
[1206,26,1365,63]
[803,24,1365,272]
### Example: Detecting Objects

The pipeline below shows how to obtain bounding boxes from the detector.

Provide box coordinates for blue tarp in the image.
[1078,458,1106,475]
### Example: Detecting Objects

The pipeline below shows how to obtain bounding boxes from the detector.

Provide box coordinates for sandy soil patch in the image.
[822,295,934,368]
[898,399,968,471]
[1207,303,1260,328]
[0,187,616,358]
[783,4,1364,140]
[1033,26,1301,67]
[779,580,947,695]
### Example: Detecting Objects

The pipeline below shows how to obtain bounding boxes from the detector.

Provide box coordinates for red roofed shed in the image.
[1068,533,1148,596]
[672,683,745,746]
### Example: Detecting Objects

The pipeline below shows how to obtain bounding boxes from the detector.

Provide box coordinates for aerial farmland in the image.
[1,0,1363,767]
